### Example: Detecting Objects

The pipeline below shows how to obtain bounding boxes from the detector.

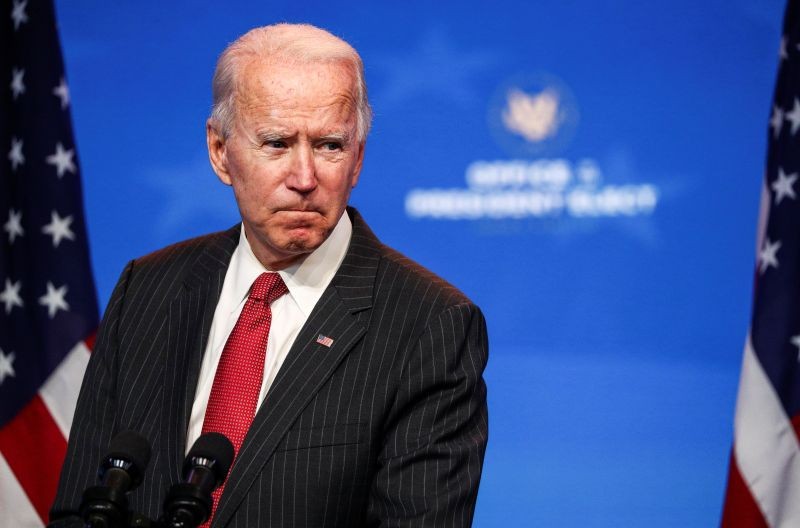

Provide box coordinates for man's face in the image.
[207,58,365,269]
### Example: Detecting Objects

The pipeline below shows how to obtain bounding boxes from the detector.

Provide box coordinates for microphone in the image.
[162,432,234,528]
[80,430,151,528]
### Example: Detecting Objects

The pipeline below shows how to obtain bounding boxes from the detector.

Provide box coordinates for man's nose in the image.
[286,145,317,193]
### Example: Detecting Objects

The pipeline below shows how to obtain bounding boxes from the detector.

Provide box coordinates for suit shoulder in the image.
[131,228,235,272]
[374,242,475,314]
[118,226,238,302]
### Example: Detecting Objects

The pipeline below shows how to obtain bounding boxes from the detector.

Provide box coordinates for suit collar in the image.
[162,225,240,483]
[213,206,381,526]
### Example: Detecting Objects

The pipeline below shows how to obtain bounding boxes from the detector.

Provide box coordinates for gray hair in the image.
[210,23,372,142]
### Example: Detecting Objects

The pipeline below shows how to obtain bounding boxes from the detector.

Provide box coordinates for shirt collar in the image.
[231,212,352,316]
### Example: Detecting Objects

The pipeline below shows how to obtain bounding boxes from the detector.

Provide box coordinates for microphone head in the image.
[184,432,234,483]
[100,430,151,487]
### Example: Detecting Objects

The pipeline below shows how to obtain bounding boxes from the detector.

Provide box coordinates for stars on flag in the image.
[10,0,27,31]
[0,279,23,315]
[53,77,69,109]
[758,34,800,372]
[771,105,785,138]
[4,209,24,244]
[38,281,69,319]
[0,348,15,386]
[10,68,25,99]
[45,142,76,178]
[786,98,800,136]
[772,168,797,204]
[8,137,24,171]
[42,210,75,247]
[759,238,781,274]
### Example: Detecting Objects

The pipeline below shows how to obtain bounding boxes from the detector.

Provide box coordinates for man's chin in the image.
[280,229,326,254]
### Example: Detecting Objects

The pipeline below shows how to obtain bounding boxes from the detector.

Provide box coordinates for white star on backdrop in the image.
[10,0,27,31]
[772,168,798,204]
[4,209,23,243]
[0,278,23,314]
[780,35,789,60]
[759,238,781,274]
[8,137,24,171]
[10,68,25,99]
[0,348,15,385]
[53,77,70,109]
[42,210,75,247]
[792,335,800,361]
[371,29,495,106]
[45,142,76,178]
[786,98,800,135]
[38,281,69,318]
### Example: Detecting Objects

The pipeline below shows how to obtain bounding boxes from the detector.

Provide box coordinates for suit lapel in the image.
[161,226,240,483]
[213,208,381,527]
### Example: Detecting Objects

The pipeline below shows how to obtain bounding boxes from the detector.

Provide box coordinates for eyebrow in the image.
[255,130,293,143]
[318,132,351,143]
[255,130,352,144]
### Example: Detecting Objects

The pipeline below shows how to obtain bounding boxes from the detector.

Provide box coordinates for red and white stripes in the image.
[0,338,91,527]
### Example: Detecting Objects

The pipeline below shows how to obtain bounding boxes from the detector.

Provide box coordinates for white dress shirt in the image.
[186,212,352,452]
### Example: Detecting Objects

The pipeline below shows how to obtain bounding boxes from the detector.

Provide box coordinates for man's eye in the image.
[265,140,286,148]
[321,142,342,151]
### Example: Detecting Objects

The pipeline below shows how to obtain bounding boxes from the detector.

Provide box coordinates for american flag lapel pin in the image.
[316,334,334,348]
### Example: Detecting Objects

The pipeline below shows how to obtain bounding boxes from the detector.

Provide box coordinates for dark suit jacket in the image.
[50,208,488,527]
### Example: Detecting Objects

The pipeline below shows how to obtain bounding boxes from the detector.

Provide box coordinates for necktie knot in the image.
[249,272,288,304]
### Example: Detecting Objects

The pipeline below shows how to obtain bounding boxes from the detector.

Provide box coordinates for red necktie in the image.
[200,272,288,526]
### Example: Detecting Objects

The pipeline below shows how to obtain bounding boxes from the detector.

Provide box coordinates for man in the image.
[50,24,488,527]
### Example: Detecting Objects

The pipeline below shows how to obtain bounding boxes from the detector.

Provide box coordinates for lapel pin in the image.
[316,334,334,348]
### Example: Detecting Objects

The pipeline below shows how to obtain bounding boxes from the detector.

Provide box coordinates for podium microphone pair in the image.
[79,431,234,528]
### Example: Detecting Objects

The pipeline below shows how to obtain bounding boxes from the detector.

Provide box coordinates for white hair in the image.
[210,23,372,142]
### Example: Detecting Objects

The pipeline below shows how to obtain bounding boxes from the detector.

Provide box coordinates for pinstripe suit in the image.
[50,207,488,527]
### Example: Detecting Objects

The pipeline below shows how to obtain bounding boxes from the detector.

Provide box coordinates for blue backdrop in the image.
[54,1,786,525]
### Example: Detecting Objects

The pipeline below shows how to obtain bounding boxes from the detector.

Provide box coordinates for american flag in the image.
[0,0,98,526]
[316,334,334,348]
[721,2,800,526]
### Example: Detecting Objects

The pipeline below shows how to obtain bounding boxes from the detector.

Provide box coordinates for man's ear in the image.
[207,119,232,186]
[350,141,366,188]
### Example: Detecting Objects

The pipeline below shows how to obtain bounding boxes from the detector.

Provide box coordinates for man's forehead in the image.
[233,58,358,114]
[238,56,356,91]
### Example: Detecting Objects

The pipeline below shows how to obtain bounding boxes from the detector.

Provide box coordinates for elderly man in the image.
[50,24,488,527]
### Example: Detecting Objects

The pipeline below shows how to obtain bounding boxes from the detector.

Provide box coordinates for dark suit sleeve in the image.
[48,261,134,526]
[368,302,489,527]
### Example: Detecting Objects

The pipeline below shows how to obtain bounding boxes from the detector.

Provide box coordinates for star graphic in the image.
[10,68,25,99]
[39,281,69,319]
[0,348,15,385]
[53,77,70,109]
[772,167,798,204]
[10,0,27,31]
[780,35,789,61]
[45,142,76,178]
[371,28,496,106]
[771,105,785,138]
[786,98,800,135]
[759,237,781,274]
[8,137,24,171]
[792,335,800,361]
[42,210,75,247]
[4,209,23,243]
[0,278,23,314]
